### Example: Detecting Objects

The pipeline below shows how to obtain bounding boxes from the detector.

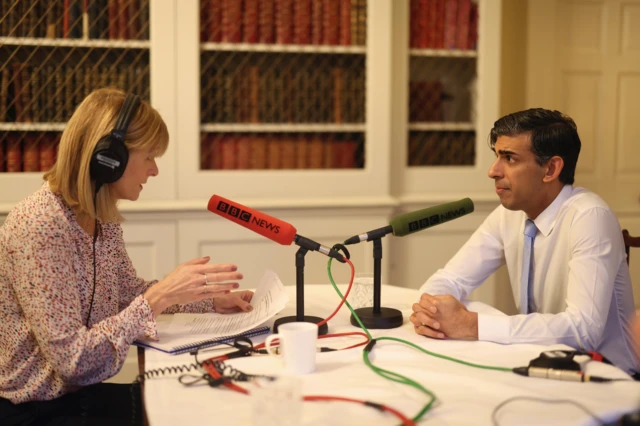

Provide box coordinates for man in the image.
[410,108,638,374]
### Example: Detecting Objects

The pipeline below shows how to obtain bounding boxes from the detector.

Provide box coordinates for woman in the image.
[0,88,253,425]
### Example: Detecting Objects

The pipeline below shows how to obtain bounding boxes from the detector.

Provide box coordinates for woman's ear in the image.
[543,156,564,182]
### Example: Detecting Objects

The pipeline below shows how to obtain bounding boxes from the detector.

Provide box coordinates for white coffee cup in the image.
[265,322,318,374]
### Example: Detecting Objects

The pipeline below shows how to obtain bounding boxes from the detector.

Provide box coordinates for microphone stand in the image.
[350,238,403,329]
[273,239,332,336]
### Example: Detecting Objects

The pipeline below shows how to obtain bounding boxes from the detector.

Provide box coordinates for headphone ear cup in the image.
[90,136,129,185]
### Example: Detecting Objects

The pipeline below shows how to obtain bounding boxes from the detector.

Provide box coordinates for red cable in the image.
[304,395,416,426]
[202,361,414,425]
[316,258,355,327]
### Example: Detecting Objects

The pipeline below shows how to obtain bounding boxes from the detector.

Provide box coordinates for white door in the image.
[527,0,640,303]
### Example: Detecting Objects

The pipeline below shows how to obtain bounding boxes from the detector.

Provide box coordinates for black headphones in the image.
[90,93,141,191]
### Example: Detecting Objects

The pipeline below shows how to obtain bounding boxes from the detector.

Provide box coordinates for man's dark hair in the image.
[489,108,582,185]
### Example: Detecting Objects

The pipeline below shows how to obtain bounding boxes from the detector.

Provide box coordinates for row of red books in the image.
[1,62,148,123]
[0,133,60,173]
[0,0,149,40]
[200,0,366,46]
[410,0,478,50]
[200,134,362,170]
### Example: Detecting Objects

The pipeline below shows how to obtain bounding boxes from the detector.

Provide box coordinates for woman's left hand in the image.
[213,290,254,314]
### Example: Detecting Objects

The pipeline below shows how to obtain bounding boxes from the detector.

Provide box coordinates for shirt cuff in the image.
[478,313,510,343]
[137,295,158,341]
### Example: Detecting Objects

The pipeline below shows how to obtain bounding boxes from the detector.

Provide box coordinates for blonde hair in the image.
[44,88,169,223]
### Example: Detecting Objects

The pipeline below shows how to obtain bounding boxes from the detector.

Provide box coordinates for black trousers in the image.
[0,383,143,426]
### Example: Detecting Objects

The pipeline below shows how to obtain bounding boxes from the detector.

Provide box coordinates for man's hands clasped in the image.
[410,293,479,340]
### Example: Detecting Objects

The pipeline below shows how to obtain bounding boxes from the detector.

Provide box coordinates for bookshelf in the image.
[391,0,501,201]
[175,0,387,202]
[0,0,177,204]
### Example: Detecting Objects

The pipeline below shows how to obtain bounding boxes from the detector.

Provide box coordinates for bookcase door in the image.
[175,0,394,203]
[391,0,503,202]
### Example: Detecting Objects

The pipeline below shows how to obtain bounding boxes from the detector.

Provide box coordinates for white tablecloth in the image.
[143,284,639,425]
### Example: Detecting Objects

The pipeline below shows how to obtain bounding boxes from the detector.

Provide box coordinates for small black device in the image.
[528,350,582,371]
[89,93,141,192]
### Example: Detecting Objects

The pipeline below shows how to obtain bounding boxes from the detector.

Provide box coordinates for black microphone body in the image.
[343,226,393,245]
[294,235,346,263]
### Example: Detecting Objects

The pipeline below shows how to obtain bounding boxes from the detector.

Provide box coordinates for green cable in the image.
[327,256,511,423]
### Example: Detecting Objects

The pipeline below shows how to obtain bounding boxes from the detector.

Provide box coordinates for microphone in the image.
[208,195,345,263]
[344,198,474,245]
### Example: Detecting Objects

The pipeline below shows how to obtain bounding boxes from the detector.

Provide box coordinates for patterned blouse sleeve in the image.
[8,211,153,387]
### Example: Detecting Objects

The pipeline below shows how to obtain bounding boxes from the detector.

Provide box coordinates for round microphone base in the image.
[273,315,329,336]
[350,307,403,329]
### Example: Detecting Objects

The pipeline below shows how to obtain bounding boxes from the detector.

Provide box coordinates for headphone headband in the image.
[112,93,141,142]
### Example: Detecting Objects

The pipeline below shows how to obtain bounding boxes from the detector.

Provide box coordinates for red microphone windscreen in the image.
[207,195,297,246]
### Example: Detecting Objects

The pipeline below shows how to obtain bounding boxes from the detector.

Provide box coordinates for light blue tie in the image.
[520,219,538,314]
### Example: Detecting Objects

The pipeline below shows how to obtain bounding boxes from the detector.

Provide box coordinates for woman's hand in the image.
[144,256,243,317]
[213,290,254,314]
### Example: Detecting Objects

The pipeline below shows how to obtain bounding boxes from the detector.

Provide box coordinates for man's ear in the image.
[543,156,564,183]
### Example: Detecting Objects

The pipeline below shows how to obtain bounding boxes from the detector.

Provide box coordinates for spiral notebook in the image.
[134,325,270,355]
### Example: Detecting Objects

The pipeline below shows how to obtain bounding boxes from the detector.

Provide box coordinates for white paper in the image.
[160,270,288,342]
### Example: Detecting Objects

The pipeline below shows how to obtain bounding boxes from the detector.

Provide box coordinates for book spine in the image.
[275,0,293,44]
[456,0,471,49]
[467,2,478,50]
[416,0,428,48]
[322,0,339,45]
[243,0,259,43]
[308,136,324,169]
[434,0,445,48]
[249,136,267,169]
[6,134,21,172]
[311,0,322,45]
[236,135,251,169]
[293,0,311,45]
[108,0,117,39]
[295,136,308,169]
[249,66,260,123]
[139,0,149,39]
[12,63,24,123]
[258,0,275,43]
[23,134,39,172]
[333,67,343,124]
[222,0,242,43]
[443,0,457,49]
[117,0,129,39]
[339,0,351,45]
[0,68,9,122]
[280,137,296,169]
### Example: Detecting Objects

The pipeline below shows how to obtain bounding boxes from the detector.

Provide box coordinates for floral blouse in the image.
[0,184,213,403]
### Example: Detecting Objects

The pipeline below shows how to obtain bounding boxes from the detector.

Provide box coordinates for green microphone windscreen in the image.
[389,198,474,237]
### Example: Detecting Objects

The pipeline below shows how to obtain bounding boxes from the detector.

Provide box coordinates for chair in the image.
[623,229,640,265]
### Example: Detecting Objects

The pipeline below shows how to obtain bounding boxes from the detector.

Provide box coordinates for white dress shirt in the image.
[419,185,639,374]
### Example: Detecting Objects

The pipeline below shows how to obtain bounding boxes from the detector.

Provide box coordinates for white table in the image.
[142,284,639,425]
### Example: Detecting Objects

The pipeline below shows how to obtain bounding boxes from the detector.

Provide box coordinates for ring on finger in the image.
[204,273,210,286]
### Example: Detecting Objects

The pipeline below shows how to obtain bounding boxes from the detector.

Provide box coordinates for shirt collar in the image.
[530,185,573,237]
